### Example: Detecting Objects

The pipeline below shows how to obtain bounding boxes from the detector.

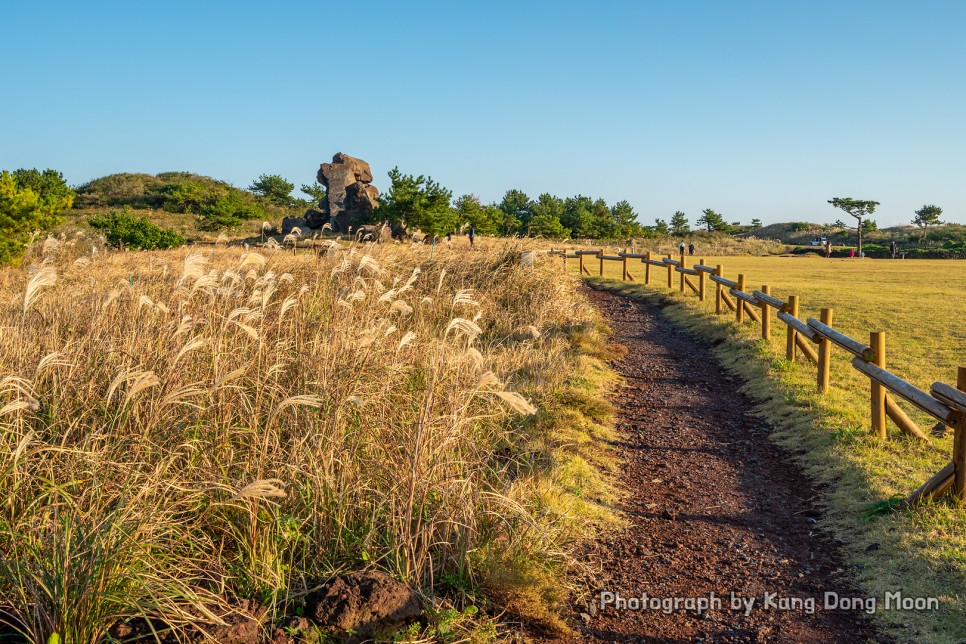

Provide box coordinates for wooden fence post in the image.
[760,285,772,339]
[622,252,628,281]
[598,249,604,277]
[736,274,746,323]
[871,331,887,441]
[760,285,771,340]
[715,265,723,314]
[563,252,567,271]
[679,249,685,292]
[817,308,833,393]
[699,259,707,301]
[579,253,585,276]
[645,252,651,284]
[666,255,673,288]
[786,295,798,361]
[953,368,966,501]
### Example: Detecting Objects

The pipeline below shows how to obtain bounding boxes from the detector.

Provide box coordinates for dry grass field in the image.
[578,254,966,642]
[0,238,620,642]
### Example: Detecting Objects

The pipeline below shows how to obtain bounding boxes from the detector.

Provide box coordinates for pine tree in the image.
[381,168,456,237]
[912,204,943,240]
[1,169,74,263]
[249,174,295,206]
[670,211,690,235]
[695,209,729,232]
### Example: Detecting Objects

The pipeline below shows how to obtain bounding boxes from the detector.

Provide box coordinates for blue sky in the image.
[2,1,964,227]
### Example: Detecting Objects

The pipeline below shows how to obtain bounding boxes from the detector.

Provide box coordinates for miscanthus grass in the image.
[0,238,617,641]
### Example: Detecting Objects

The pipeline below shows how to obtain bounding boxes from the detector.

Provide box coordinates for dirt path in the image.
[533,288,879,643]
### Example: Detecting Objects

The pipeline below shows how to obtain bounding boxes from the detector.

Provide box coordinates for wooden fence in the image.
[189,238,350,255]
[552,247,966,509]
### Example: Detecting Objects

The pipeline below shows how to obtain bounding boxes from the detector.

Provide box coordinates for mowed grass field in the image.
[572,254,966,642]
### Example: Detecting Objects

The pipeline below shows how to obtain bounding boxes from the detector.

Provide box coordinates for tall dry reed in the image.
[0,238,615,640]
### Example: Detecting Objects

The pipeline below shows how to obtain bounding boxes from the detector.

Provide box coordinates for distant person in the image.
[468,225,475,248]
[678,241,685,256]
[688,242,695,256]
[824,240,832,258]
[446,231,452,242]
[849,248,855,259]
[890,240,897,258]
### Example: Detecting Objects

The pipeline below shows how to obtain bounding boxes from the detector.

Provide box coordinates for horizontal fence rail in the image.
[550,246,966,509]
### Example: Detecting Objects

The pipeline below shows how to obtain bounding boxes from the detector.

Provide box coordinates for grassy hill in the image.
[749,221,829,245]
[67,172,306,240]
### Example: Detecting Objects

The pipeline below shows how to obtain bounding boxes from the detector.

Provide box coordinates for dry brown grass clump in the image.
[0,238,617,641]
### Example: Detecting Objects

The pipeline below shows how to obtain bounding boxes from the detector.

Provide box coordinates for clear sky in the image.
[2,1,964,227]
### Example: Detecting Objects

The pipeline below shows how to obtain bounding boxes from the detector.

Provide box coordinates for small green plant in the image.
[770,357,793,372]
[392,622,423,641]
[283,621,326,640]
[862,495,906,518]
[829,425,861,444]
[402,604,490,643]
[89,210,185,250]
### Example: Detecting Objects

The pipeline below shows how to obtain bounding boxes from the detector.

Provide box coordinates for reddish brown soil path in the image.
[531,288,880,643]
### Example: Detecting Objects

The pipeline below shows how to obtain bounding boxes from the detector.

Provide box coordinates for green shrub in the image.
[790,222,811,232]
[160,180,266,230]
[198,192,265,230]
[163,180,211,213]
[88,210,186,250]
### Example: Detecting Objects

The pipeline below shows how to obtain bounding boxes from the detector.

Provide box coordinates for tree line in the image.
[369,169,764,240]
[0,165,957,264]
[357,167,646,239]
[235,169,751,240]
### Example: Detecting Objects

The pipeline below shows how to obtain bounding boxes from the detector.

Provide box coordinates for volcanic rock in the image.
[305,571,421,642]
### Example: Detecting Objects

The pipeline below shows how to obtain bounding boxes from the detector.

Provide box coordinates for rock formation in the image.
[355,223,393,244]
[316,153,380,233]
[281,217,307,235]
[304,209,326,229]
[302,571,421,643]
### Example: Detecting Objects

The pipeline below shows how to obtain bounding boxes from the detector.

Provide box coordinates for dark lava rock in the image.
[306,571,422,642]
[304,209,326,229]
[282,216,308,235]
